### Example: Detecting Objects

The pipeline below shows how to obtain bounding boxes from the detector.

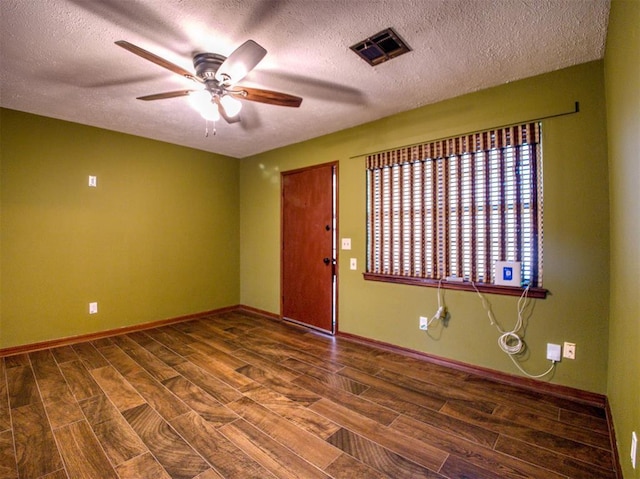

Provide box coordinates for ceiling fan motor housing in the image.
[193,53,226,81]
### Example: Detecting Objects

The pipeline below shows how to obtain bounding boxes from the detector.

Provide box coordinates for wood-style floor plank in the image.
[81,393,148,467]
[309,397,448,471]
[58,359,103,401]
[162,375,239,427]
[494,434,617,479]
[171,410,270,479]
[123,403,209,479]
[0,430,18,479]
[242,385,340,440]
[340,365,447,411]
[559,406,609,434]
[172,360,243,405]
[6,364,40,409]
[391,414,567,479]
[0,311,621,479]
[323,452,388,479]
[54,419,119,479]
[127,331,188,367]
[236,363,321,406]
[11,401,63,479]
[220,418,328,479]
[0,359,11,432]
[72,342,109,370]
[115,452,172,479]
[441,400,614,470]
[228,396,342,470]
[50,345,80,364]
[90,365,146,412]
[492,403,611,449]
[326,427,446,478]
[294,374,399,425]
[111,334,181,382]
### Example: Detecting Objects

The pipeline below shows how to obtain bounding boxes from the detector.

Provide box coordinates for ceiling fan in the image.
[115,39,302,123]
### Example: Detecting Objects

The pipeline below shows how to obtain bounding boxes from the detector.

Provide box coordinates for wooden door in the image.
[281,163,336,333]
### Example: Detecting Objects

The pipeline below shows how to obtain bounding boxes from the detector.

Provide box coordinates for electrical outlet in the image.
[341,238,351,250]
[419,316,429,330]
[350,258,357,270]
[89,302,98,314]
[632,431,637,469]
[88,175,97,187]
[563,342,576,359]
[546,343,561,362]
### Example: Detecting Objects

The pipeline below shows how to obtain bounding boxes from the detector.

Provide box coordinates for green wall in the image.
[241,60,610,394]
[605,1,640,477]
[0,109,240,349]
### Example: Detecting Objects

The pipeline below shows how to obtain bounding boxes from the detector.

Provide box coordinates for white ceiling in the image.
[0,0,610,158]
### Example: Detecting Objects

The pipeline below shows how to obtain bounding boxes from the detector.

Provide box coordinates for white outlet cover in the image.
[563,342,576,359]
[341,238,351,250]
[88,175,97,187]
[632,431,637,469]
[419,316,429,330]
[350,258,357,270]
[89,302,98,314]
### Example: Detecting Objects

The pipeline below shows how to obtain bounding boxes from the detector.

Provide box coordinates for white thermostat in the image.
[494,261,521,286]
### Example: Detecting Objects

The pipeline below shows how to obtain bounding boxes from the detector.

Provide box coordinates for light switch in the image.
[350,258,357,270]
[342,238,351,250]
[88,176,97,187]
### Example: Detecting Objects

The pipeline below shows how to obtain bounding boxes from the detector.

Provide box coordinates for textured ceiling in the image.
[0,0,610,158]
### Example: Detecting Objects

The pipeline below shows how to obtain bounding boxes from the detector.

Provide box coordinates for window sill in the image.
[363,273,548,299]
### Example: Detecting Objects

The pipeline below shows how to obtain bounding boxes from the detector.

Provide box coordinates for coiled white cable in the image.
[472,281,555,379]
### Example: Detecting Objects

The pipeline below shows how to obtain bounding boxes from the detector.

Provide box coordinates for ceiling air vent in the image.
[350,27,411,66]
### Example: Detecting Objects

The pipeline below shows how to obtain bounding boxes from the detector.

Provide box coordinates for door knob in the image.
[323,257,331,265]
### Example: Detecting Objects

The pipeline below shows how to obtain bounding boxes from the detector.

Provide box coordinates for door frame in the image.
[280,161,338,334]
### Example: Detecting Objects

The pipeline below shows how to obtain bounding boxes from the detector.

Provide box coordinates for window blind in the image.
[366,122,543,287]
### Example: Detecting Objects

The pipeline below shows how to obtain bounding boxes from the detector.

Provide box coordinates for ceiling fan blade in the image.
[215,40,267,85]
[229,87,303,107]
[115,40,198,81]
[214,97,241,124]
[136,90,193,101]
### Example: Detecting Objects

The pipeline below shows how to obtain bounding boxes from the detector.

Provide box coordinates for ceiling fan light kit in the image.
[219,94,243,117]
[115,39,302,131]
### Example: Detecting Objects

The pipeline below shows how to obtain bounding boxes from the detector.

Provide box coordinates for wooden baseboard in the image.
[236,304,281,321]
[337,330,607,408]
[0,305,239,357]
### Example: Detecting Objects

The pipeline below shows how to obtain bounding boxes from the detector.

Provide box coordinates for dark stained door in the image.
[281,163,336,333]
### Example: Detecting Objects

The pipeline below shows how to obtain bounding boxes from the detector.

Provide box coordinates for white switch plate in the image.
[632,431,637,469]
[341,238,351,250]
[350,258,357,270]
[546,343,561,362]
[88,175,97,187]
[89,302,98,314]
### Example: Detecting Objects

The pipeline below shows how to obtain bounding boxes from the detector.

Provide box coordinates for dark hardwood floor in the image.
[0,311,618,479]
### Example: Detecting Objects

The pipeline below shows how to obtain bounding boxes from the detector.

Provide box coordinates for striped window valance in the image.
[366,123,541,169]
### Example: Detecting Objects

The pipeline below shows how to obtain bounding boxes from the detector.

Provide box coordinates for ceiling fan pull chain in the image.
[204,120,217,138]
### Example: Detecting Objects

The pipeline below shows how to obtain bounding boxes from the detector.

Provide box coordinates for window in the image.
[365,122,546,297]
